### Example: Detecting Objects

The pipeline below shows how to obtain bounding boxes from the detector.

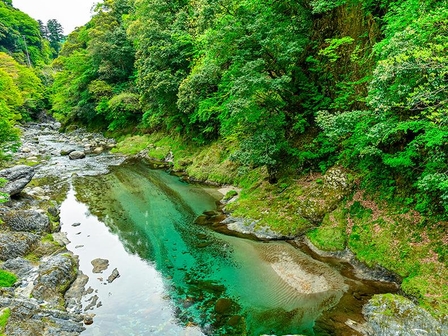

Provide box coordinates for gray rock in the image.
[221,216,293,239]
[41,316,86,335]
[0,165,35,196]
[92,147,103,155]
[323,166,354,191]
[107,268,120,283]
[363,294,446,336]
[60,148,76,156]
[68,151,85,160]
[31,254,77,307]
[53,232,70,246]
[1,257,34,278]
[65,272,89,314]
[91,258,109,273]
[84,295,99,311]
[48,205,60,218]
[0,232,39,261]
[1,209,51,233]
[0,298,85,336]
[83,314,94,325]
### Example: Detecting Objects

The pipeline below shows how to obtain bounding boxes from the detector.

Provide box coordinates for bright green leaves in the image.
[369,7,448,124]
[0,52,43,117]
[318,37,355,63]
[310,0,347,14]
[0,1,50,66]
[131,0,192,130]
[0,53,25,156]
[103,92,141,131]
[51,0,137,129]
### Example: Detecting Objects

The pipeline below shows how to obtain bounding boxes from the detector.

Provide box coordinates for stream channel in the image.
[26,124,397,335]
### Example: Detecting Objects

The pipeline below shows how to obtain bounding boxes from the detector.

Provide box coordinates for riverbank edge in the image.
[0,122,123,334]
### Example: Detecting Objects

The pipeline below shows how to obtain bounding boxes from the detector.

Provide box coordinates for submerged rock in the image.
[60,148,76,156]
[363,294,447,336]
[0,165,35,196]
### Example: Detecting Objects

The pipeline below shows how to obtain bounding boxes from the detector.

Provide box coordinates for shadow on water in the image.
[61,160,397,336]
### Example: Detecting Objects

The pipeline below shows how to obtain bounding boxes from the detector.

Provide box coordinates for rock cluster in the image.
[363,294,448,336]
[13,122,118,169]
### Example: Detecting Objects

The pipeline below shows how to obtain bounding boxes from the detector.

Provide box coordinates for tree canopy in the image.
[47,0,448,215]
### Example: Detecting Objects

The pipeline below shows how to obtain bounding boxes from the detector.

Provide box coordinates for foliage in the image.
[310,0,347,14]
[47,0,448,318]
[0,178,8,203]
[0,307,10,334]
[0,1,50,65]
[51,0,136,129]
[46,19,65,58]
[0,270,16,287]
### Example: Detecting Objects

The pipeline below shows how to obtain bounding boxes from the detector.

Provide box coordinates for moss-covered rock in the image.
[1,209,51,234]
[296,167,354,224]
[0,232,39,261]
[363,294,447,336]
[31,254,78,308]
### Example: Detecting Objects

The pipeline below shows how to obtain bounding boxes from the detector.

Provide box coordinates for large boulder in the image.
[296,166,354,224]
[363,294,447,336]
[1,209,51,233]
[32,254,77,307]
[68,151,85,160]
[0,232,39,261]
[0,165,35,196]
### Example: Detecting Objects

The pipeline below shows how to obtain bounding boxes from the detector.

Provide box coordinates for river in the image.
[20,123,396,335]
[59,161,396,336]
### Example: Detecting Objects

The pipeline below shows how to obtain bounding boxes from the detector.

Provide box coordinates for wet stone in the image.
[91,258,109,273]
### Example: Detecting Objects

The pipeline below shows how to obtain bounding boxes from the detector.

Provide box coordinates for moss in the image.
[0,308,10,334]
[0,270,17,287]
[41,233,54,243]
[341,195,448,317]
[111,135,151,155]
[24,252,40,263]
[224,190,238,201]
[307,208,347,251]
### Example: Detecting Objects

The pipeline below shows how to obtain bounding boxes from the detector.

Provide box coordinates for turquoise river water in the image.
[59,160,395,336]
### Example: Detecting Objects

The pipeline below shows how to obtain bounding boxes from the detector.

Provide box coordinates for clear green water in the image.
[61,161,348,335]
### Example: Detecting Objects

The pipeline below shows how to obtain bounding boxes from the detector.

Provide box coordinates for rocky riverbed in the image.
[0,122,124,335]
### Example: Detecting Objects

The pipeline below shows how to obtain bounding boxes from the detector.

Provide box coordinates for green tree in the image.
[51,0,137,129]
[46,19,64,57]
[0,1,50,65]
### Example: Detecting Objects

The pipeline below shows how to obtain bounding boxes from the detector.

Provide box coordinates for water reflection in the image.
[59,161,350,335]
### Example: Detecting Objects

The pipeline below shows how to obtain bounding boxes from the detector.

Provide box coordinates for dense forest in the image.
[47,0,448,217]
[1,0,447,321]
